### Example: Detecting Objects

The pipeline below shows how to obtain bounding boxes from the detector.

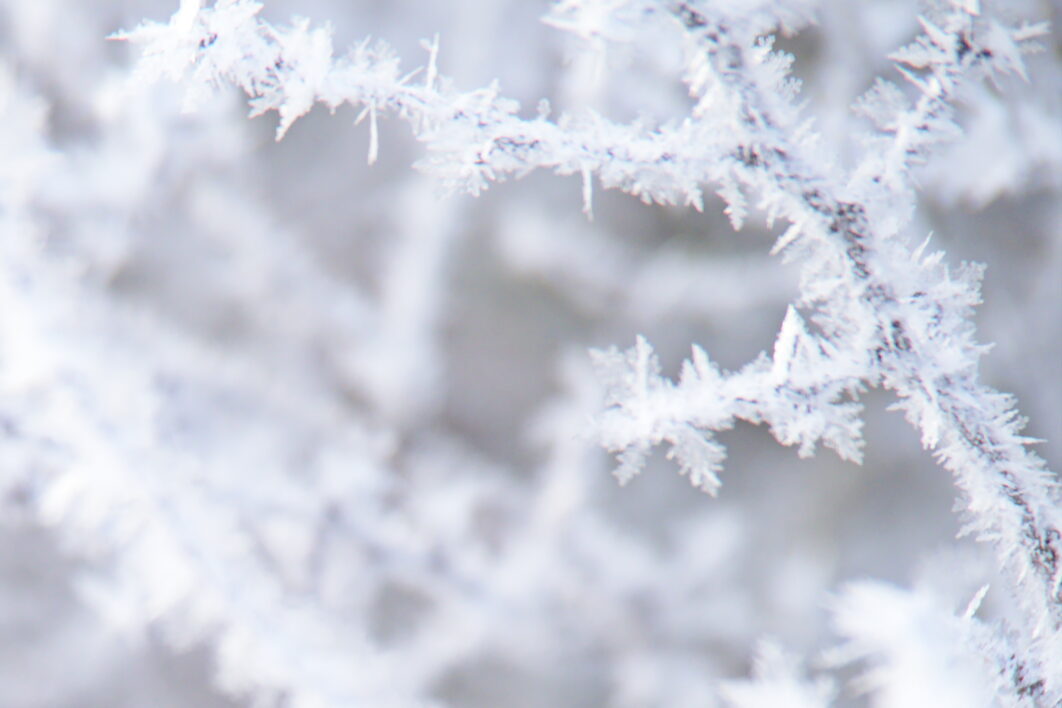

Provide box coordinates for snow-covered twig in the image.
[599,5,1062,698]
[111,0,1061,702]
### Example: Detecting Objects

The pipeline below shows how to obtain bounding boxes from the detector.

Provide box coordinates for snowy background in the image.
[0,0,1058,706]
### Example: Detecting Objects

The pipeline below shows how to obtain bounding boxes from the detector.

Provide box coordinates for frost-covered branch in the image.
[588,4,1062,698]
[593,307,864,495]
[116,0,808,212]
[100,0,1061,703]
